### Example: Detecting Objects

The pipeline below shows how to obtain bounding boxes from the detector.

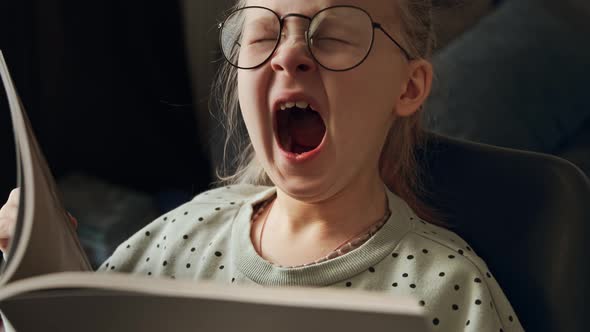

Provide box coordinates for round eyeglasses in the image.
[218,5,412,71]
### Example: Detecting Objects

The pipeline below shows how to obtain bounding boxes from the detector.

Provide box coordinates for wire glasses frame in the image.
[218,5,413,71]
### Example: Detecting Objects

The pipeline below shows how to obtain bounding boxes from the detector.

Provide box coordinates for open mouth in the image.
[276,103,326,155]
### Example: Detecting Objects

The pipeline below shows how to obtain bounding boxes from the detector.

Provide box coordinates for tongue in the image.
[288,110,325,150]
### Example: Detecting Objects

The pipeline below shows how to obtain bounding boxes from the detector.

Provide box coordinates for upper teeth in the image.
[280,101,312,111]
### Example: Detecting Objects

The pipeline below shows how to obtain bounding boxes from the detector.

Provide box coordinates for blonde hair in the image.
[212,0,442,225]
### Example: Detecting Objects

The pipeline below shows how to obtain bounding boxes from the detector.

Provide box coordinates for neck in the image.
[270,172,389,240]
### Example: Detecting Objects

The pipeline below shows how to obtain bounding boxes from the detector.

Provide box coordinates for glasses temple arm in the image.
[373,23,412,60]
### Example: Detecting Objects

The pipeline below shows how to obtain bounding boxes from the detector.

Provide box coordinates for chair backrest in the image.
[419,133,590,332]
[556,118,590,177]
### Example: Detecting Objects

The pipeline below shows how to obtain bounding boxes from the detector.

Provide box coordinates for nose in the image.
[270,30,317,75]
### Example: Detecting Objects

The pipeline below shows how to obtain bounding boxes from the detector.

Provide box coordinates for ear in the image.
[395,59,433,117]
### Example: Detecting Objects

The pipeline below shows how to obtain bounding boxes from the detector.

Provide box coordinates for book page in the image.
[0,51,92,286]
[0,272,428,332]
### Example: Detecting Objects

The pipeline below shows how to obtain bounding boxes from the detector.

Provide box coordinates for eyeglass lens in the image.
[220,6,375,71]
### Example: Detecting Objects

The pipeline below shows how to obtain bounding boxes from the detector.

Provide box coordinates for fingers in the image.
[7,188,20,207]
[0,213,17,253]
[0,238,9,253]
[0,188,77,255]
[0,188,20,254]
[0,202,18,235]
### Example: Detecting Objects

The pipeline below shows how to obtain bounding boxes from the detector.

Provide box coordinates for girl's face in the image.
[237,0,428,202]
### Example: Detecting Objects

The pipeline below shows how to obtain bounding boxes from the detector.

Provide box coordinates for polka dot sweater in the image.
[99,184,524,332]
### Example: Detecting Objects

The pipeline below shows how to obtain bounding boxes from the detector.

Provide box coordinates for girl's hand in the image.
[0,188,78,255]
[0,188,20,254]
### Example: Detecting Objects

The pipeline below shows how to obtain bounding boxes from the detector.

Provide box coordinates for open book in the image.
[0,51,430,332]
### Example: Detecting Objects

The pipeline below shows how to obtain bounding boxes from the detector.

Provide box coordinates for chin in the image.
[272,172,340,203]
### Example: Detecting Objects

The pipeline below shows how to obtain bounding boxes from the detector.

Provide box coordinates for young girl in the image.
[0,0,523,331]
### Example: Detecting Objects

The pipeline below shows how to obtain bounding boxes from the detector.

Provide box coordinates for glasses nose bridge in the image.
[278,13,312,44]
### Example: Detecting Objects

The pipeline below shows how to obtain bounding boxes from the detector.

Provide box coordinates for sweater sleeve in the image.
[97,209,173,275]
[400,226,525,332]
[96,185,255,277]
[438,254,524,332]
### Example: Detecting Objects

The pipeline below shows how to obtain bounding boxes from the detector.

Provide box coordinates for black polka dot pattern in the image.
[99,187,522,331]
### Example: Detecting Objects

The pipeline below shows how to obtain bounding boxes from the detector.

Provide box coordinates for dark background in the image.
[0,0,213,205]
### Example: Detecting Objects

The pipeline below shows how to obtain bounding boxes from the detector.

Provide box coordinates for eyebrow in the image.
[265,4,323,19]
[243,15,277,29]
